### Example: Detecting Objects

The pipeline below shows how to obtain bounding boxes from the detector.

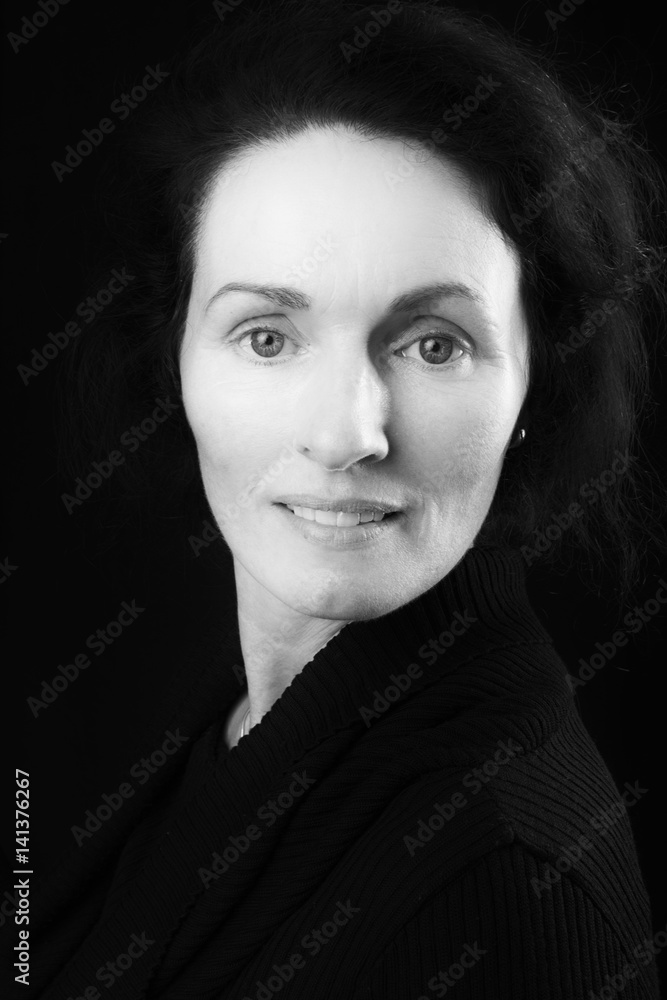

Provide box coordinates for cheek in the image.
[182,371,294,510]
[183,358,293,447]
[416,403,511,501]
[180,371,238,490]
[182,359,243,455]
[455,410,509,473]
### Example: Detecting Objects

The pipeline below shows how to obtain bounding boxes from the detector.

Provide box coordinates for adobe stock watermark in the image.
[27,600,145,717]
[403,738,524,856]
[531,779,648,899]
[199,771,316,887]
[384,76,502,191]
[240,900,361,1000]
[359,608,477,727]
[7,0,70,54]
[0,558,18,584]
[556,251,665,362]
[71,729,189,846]
[437,76,502,132]
[17,266,135,385]
[567,578,667,693]
[282,233,338,283]
[417,942,487,999]
[589,781,649,837]
[51,65,169,183]
[511,126,614,234]
[340,1,402,63]
[358,663,423,727]
[189,437,299,555]
[1,889,21,929]
[545,0,586,31]
[178,181,210,224]
[61,397,179,514]
[213,0,245,21]
[59,932,155,997]
[590,920,667,1000]
[520,449,634,566]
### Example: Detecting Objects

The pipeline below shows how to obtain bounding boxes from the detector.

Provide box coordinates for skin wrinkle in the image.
[179,126,530,743]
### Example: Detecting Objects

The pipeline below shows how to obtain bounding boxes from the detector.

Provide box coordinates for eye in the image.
[234,326,297,364]
[397,333,468,367]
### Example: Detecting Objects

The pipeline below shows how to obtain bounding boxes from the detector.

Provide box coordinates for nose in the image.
[293,345,390,471]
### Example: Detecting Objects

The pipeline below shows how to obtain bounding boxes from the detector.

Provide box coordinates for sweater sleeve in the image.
[354,843,660,999]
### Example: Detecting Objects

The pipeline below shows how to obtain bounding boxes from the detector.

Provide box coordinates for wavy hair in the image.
[56,0,667,607]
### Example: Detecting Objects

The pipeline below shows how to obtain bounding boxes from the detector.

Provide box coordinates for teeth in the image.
[288,505,388,526]
[335,511,361,527]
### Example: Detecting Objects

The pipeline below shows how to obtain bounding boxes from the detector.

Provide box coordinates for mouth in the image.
[273,502,403,547]
[283,504,397,527]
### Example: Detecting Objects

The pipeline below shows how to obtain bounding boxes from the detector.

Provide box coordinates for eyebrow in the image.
[204,280,488,316]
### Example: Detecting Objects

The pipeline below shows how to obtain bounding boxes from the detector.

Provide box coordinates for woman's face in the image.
[180,127,529,620]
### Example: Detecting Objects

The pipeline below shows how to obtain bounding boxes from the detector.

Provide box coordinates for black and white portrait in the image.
[7,1,667,997]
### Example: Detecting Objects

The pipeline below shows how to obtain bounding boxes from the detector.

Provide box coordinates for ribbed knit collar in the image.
[214,543,554,774]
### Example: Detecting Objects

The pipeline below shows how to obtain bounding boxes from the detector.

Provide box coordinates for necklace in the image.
[240,706,251,740]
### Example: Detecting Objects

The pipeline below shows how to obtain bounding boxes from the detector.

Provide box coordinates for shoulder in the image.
[353,840,660,999]
[343,718,653,959]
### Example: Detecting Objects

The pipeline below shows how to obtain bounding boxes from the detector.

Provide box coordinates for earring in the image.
[509,427,526,449]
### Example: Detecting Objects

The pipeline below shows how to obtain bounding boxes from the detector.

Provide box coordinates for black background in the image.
[3,0,666,991]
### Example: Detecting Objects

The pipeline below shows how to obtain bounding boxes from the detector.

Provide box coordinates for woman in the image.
[29,0,665,996]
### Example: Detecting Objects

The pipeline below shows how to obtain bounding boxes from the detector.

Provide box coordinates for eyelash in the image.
[230,324,472,370]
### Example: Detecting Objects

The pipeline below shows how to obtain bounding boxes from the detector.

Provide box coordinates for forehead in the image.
[191,127,521,314]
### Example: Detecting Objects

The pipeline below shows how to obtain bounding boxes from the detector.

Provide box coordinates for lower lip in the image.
[274,503,403,549]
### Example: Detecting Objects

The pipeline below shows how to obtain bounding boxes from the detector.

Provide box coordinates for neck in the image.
[232,560,349,738]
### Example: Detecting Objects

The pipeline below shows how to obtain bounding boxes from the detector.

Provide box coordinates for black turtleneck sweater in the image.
[22,545,659,998]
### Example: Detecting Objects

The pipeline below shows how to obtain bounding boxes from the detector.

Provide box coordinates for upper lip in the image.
[274,495,402,514]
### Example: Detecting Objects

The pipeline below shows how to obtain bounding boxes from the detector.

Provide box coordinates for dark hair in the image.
[57,0,667,607]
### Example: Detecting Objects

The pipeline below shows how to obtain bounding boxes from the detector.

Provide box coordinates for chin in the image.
[259,564,391,621]
[275,564,419,623]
